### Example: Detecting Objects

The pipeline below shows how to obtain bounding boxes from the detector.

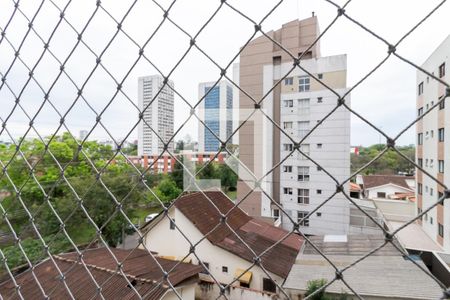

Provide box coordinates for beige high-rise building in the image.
[236,17,351,235]
[416,35,450,252]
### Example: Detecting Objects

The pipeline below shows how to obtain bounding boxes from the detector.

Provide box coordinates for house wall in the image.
[366,184,413,200]
[197,282,281,300]
[143,208,284,295]
[162,284,196,300]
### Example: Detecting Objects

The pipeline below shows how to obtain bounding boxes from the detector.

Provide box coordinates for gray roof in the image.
[284,255,443,299]
[284,235,444,299]
[303,235,400,256]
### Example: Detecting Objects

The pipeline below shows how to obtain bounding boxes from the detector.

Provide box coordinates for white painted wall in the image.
[162,284,196,300]
[366,184,413,200]
[273,54,351,235]
[143,207,284,296]
[417,35,450,252]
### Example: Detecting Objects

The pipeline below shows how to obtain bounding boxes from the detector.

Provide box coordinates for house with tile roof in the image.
[141,191,303,299]
[358,174,415,200]
[0,248,202,300]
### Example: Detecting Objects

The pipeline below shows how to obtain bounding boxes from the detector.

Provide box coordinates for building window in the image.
[377,192,386,198]
[438,128,444,142]
[418,107,423,116]
[418,183,422,195]
[298,98,310,114]
[317,189,322,194]
[297,189,310,204]
[439,160,444,173]
[431,130,434,138]
[297,211,309,227]
[430,159,434,168]
[318,73,323,79]
[418,158,423,167]
[418,82,424,95]
[222,266,228,273]
[316,212,322,217]
[283,122,293,129]
[439,100,445,110]
[299,144,310,160]
[283,165,292,173]
[284,77,293,85]
[299,76,310,92]
[317,143,322,149]
[283,143,293,151]
[317,97,323,103]
[438,223,444,237]
[283,99,293,107]
[298,166,310,182]
[201,262,209,274]
[317,166,322,171]
[273,209,280,218]
[170,219,175,230]
[283,187,293,195]
[430,217,433,225]
[430,188,434,196]
[439,63,445,78]
[262,278,277,293]
[425,185,429,193]
[298,121,310,138]
[418,133,423,145]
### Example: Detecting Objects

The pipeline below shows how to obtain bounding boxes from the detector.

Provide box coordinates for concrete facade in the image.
[236,17,350,235]
[416,35,450,252]
[138,75,174,155]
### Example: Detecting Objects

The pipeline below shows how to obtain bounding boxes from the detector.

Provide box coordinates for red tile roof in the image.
[173,191,303,278]
[0,248,202,300]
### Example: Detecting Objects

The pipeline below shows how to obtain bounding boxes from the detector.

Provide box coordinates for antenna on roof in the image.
[312,11,315,17]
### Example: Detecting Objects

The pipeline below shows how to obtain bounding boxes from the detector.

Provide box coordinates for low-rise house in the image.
[359,174,415,200]
[142,191,302,299]
[283,235,444,299]
[0,248,202,300]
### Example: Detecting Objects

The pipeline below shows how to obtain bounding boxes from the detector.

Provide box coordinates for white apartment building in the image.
[138,75,174,155]
[276,55,350,235]
[237,18,351,235]
[197,80,234,152]
[416,35,450,252]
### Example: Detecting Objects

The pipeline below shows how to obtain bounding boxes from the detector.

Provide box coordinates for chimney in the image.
[312,11,315,17]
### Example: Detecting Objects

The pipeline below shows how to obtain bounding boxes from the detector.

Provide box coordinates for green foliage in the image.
[148,177,182,205]
[305,279,350,300]
[2,235,71,270]
[170,157,184,190]
[306,279,329,300]
[351,144,415,175]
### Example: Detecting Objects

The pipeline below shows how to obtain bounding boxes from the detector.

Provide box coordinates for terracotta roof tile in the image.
[0,248,202,300]
[173,191,302,278]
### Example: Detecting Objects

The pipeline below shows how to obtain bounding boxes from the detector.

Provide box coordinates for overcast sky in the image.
[0,0,449,146]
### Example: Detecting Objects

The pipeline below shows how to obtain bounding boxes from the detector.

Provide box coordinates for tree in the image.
[170,157,185,190]
[148,177,182,205]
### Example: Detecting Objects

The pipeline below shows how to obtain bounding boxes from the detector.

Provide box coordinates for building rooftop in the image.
[0,248,202,300]
[284,234,443,299]
[284,255,443,299]
[303,234,400,256]
[387,221,443,252]
[362,175,414,190]
[172,191,303,278]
